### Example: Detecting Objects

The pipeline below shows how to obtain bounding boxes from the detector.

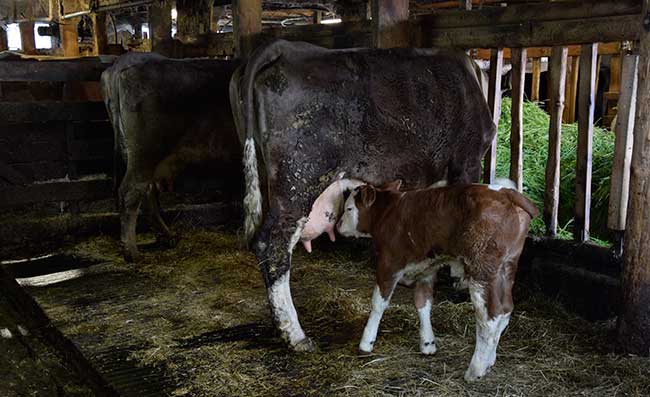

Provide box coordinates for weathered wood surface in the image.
[176,0,213,38]
[531,57,541,102]
[563,56,579,123]
[0,60,111,82]
[233,0,262,59]
[483,48,503,184]
[0,27,7,52]
[372,0,410,48]
[19,22,36,55]
[510,47,526,191]
[574,43,598,242]
[544,46,568,237]
[60,18,80,57]
[92,12,109,55]
[608,54,639,232]
[618,0,650,355]
[0,179,113,207]
[473,42,621,60]
[149,0,172,55]
[0,102,108,123]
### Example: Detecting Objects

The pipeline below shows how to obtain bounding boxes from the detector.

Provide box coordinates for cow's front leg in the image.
[465,281,511,382]
[257,211,315,352]
[359,263,399,354]
[414,279,437,355]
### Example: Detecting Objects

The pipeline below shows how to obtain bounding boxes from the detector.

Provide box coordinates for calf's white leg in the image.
[465,281,511,382]
[414,280,436,355]
[359,284,394,353]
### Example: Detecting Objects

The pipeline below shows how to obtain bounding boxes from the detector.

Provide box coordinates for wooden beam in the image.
[233,0,262,59]
[1,26,8,52]
[0,60,110,82]
[19,22,37,55]
[60,19,80,57]
[608,53,639,234]
[544,46,568,237]
[531,57,541,102]
[574,43,598,242]
[0,179,113,207]
[473,42,622,60]
[617,0,650,356]
[563,56,580,123]
[372,0,410,48]
[510,47,526,191]
[92,12,108,55]
[483,48,503,184]
[149,0,172,56]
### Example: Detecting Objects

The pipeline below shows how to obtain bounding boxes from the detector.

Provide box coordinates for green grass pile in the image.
[495,98,615,244]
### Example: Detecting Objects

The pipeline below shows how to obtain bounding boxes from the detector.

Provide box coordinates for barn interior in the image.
[2,0,650,396]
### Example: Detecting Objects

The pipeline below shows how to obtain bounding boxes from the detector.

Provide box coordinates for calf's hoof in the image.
[420,340,437,355]
[292,337,316,353]
[464,364,492,383]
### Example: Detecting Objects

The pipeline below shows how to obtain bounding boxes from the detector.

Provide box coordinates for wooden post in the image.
[544,46,568,237]
[605,53,623,127]
[531,57,542,102]
[574,43,598,242]
[233,0,262,60]
[92,12,108,55]
[563,56,580,123]
[19,22,37,55]
[0,27,7,52]
[149,0,172,56]
[60,19,80,57]
[608,53,639,254]
[460,0,472,10]
[483,47,504,184]
[176,0,213,39]
[371,0,410,49]
[617,0,650,355]
[510,47,526,191]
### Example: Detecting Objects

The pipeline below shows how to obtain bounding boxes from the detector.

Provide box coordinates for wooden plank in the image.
[544,46,568,237]
[0,179,113,207]
[510,47,526,191]
[92,12,109,55]
[60,18,80,57]
[0,61,110,82]
[531,57,541,102]
[574,43,598,242]
[0,102,108,123]
[423,15,640,49]
[617,0,650,356]
[473,42,622,60]
[0,27,7,52]
[563,56,580,123]
[19,22,37,55]
[483,48,503,184]
[372,0,410,48]
[608,54,639,232]
[233,0,262,59]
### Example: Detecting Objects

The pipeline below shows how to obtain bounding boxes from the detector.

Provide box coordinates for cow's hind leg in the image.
[145,184,177,248]
[119,173,147,262]
[414,278,437,355]
[256,208,314,352]
[465,280,512,382]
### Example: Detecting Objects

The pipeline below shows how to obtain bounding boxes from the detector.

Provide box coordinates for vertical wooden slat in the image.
[563,56,580,123]
[483,47,504,184]
[61,19,80,57]
[149,0,172,56]
[608,53,639,252]
[233,0,262,59]
[92,12,108,55]
[543,46,568,237]
[461,0,472,10]
[19,22,37,55]
[531,57,542,102]
[617,0,650,355]
[510,47,526,191]
[371,0,410,49]
[574,43,598,242]
[0,27,7,52]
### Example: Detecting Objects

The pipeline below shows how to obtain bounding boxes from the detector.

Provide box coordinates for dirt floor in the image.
[11,229,650,396]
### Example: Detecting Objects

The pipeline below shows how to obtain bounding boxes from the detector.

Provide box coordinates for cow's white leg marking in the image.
[418,299,437,355]
[243,137,262,242]
[360,285,392,353]
[268,271,308,349]
[465,281,511,382]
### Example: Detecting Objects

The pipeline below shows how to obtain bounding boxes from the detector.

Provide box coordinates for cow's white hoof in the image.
[464,364,491,382]
[420,341,437,355]
[292,337,316,353]
[359,340,374,354]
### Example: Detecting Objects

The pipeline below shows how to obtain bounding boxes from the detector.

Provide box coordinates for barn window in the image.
[34,22,52,49]
[6,23,20,50]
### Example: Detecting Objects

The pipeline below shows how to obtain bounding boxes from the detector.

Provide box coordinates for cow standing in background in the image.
[230,39,496,351]
[102,53,242,262]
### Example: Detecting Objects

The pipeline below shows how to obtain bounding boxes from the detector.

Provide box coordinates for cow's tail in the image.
[101,67,126,210]
[240,40,290,243]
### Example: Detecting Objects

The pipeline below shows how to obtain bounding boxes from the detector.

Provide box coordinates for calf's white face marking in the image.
[337,190,371,238]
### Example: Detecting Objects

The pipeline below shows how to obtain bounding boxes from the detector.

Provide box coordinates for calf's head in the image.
[337,180,401,238]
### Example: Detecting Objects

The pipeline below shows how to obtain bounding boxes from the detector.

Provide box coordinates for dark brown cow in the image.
[102,52,241,261]
[337,180,537,381]
[231,39,495,351]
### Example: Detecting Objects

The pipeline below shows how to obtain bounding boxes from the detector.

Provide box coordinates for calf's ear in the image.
[379,179,402,191]
[358,186,377,208]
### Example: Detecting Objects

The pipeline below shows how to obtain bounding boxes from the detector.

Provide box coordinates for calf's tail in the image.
[505,190,539,219]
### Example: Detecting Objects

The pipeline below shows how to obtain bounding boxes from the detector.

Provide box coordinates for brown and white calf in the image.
[337,180,538,382]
